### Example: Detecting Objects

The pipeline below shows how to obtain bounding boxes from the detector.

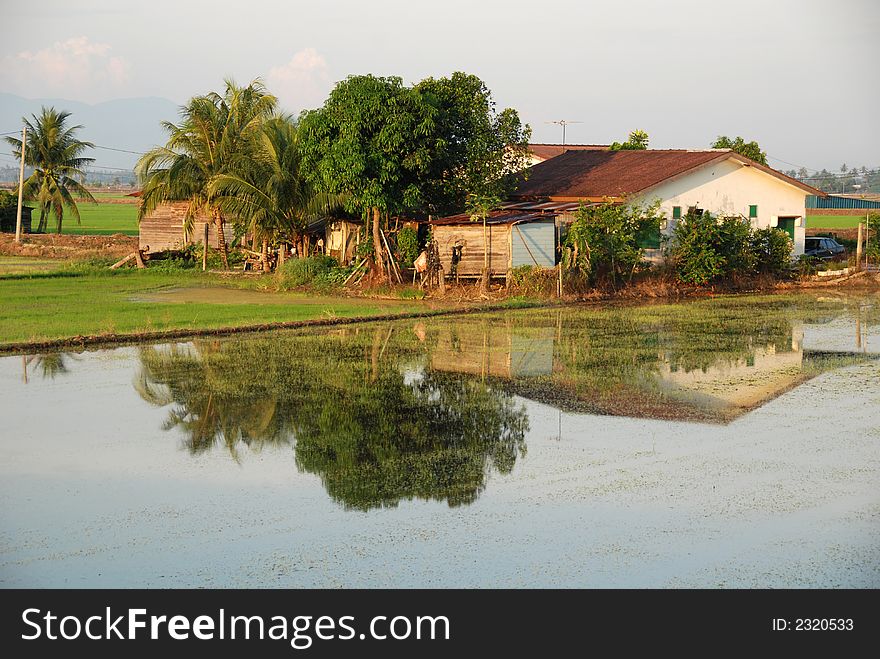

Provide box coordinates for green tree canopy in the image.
[299,75,439,276]
[609,129,649,151]
[711,135,767,165]
[4,107,96,234]
[415,72,531,216]
[210,114,343,266]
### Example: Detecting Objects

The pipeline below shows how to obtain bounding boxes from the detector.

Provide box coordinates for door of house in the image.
[778,217,797,241]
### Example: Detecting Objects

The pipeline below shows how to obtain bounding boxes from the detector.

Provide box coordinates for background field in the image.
[27,195,138,236]
[806,215,866,229]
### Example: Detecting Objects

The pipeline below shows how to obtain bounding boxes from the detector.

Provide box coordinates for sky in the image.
[1,0,878,171]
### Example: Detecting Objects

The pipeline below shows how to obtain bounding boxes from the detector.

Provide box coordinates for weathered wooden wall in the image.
[433,223,511,277]
[325,220,361,264]
[138,202,232,253]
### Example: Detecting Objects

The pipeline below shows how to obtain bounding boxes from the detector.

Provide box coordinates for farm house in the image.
[511,148,826,256]
[429,210,559,279]
[136,200,232,254]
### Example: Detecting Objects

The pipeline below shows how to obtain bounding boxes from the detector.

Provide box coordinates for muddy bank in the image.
[0,300,549,355]
[0,233,137,260]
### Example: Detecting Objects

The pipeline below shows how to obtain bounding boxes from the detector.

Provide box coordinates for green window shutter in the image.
[672,206,681,219]
[749,205,758,218]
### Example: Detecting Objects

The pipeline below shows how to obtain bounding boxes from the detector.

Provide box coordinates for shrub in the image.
[509,265,557,296]
[670,210,793,285]
[276,255,339,289]
[751,228,793,275]
[565,200,664,288]
[669,210,728,285]
[396,227,419,267]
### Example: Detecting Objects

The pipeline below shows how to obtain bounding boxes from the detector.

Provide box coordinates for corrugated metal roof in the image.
[429,210,557,226]
[500,201,582,212]
[807,194,880,209]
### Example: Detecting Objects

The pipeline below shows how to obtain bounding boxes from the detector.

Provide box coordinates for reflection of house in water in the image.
[430,325,554,379]
[427,317,875,425]
[656,323,806,419]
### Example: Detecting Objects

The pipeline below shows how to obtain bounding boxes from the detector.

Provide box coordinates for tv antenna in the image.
[545,119,583,148]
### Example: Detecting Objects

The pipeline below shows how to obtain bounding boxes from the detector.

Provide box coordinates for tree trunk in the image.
[260,238,269,272]
[37,208,46,234]
[372,207,385,277]
[213,208,229,270]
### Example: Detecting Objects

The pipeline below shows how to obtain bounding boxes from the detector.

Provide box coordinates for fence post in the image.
[855,222,863,270]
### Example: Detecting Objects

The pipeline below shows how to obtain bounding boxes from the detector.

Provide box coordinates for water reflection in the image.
[431,297,877,423]
[135,330,529,510]
[20,353,75,383]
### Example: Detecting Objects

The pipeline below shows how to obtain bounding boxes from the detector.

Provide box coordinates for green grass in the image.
[806,215,864,229]
[27,201,138,236]
[0,256,60,275]
[0,268,418,345]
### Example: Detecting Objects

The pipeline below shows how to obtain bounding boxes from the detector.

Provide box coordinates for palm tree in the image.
[210,115,343,270]
[5,107,96,234]
[136,79,276,269]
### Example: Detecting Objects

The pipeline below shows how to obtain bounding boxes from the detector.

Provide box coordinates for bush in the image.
[565,200,664,287]
[670,210,793,284]
[276,255,340,289]
[396,227,419,267]
[750,227,793,275]
[509,265,557,296]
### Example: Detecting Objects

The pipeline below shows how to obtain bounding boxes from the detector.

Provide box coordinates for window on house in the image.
[687,206,704,217]
[749,205,758,219]
[672,206,681,220]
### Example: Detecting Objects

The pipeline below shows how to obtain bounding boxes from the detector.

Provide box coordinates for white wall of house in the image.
[632,158,808,255]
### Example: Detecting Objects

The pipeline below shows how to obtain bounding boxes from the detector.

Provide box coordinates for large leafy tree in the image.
[5,107,96,234]
[210,115,342,270]
[415,72,531,216]
[136,80,276,268]
[711,135,767,165]
[299,75,439,278]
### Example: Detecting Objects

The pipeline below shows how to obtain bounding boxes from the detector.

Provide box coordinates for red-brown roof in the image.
[512,149,825,200]
[528,143,609,161]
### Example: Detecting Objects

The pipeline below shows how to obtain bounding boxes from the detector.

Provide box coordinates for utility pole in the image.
[14,125,27,243]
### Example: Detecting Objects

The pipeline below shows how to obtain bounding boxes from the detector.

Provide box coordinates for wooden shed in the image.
[429,210,559,278]
[0,205,32,233]
[138,201,232,253]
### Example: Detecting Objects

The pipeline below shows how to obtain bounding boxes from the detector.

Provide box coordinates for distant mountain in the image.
[0,93,180,171]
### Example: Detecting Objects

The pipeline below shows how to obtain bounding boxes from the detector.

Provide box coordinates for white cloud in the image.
[266,48,331,112]
[1,37,131,99]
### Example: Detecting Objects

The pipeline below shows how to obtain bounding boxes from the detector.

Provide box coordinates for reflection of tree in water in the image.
[24,353,74,380]
[135,329,528,510]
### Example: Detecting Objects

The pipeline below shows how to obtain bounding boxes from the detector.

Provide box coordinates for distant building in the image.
[511,149,825,255]
[526,143,609,167]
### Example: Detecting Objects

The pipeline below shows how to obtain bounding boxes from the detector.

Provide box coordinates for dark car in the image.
[804,236,846,260]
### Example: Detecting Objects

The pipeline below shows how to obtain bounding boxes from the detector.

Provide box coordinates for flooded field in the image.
[1,293,878,588]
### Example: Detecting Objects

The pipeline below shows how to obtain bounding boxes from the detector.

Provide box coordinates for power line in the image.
[93,144,147,155]
[0,152,135,173]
